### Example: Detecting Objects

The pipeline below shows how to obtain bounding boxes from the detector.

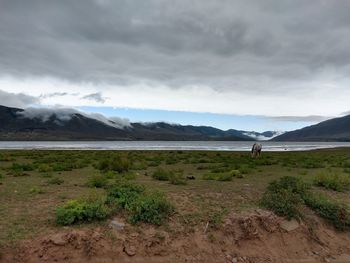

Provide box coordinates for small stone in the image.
[232,257,238,263]
[124,245,136,256]
[110,220,125,231]
[50,234,66,246]
[279,219,299,232]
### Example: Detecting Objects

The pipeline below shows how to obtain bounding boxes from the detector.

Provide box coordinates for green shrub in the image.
[107,182,145,209]
[260,176,309,219]
[47,177,64,185]
[107,182,174,225]
[104,171,116,179]
[56,197,110,225]
[216,173,233,181]
[132,161,147,170]
[165,157,178,165]
[229,169,244,178]
[128,191,175,225]
[87,174,108,188]
[261,188,304,219]
[304,193,350,230]
[268,176,309,196]
[52,163,73,171]
[152,168,171,181]
[96,157,131,173]
[314,171,350,192]
[11,163,35,172]
[123,171,137,180]
[111,158,131,173]
[239,165,251,174]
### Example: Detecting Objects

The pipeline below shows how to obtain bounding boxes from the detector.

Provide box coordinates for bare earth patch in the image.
[2,209,350,263]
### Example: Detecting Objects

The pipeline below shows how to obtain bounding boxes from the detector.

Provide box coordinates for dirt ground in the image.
[2,209,350,263]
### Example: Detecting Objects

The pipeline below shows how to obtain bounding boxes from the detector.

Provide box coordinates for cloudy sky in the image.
[1,0,350,131]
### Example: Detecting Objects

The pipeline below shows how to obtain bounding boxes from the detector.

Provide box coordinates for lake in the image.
[0,141,350,151]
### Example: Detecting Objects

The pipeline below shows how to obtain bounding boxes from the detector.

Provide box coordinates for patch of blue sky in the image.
[79,106,315,132]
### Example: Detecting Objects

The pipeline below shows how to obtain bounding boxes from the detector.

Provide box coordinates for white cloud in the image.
[0,76,350,118]
[17,106,131,129]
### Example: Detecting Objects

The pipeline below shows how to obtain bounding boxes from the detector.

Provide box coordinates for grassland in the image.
[0,148,350,248]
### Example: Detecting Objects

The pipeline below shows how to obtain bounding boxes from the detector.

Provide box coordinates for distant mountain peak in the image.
[273,114,350,141]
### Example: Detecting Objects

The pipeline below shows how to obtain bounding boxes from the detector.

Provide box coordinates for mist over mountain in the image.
[0,105,279,141]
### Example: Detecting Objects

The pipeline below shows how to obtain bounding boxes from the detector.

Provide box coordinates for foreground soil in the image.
[2,209,350,263]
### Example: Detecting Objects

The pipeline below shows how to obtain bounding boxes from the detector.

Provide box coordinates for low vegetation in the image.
[87,174,108,188]
[261,176,350,230]
[314,169,350,191]
[1,148,350,246]
[56,195,111,225]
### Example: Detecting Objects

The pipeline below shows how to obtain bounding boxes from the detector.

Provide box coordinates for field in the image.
[1,148,350,262]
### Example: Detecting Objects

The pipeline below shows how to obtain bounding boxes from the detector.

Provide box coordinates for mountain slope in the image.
[0,105,258,141]
[0,105,132,140]
[273,115,350,141]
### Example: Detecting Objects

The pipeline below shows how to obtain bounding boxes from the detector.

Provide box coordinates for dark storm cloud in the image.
[82,92,107,103]
[1,0,350,93]
[0,89,39,108]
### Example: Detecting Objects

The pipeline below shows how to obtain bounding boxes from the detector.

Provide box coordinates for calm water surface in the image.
[0,141,350,151]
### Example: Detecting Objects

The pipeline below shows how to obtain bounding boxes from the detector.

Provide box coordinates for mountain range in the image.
[2,105,349,141]
[0,105,281,141]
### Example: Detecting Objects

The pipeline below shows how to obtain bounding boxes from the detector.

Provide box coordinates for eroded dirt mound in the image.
[2,210,350,263]
[1,229,117,263]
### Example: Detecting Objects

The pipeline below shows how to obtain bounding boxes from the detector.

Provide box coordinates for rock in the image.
[124,245,136,256]
[232,257,238,263]
[50,234,67,246]
[110,220,125,231]
[279,219,299,232]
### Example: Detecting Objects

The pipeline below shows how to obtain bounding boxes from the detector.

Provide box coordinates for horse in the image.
[251,143,262,158]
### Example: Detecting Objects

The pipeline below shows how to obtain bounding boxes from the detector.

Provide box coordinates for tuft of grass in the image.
[47,177,64,185]
[229,169,244,178]
[314,170,350,192]
[169,170,187,185]
[152,168,171,181]
[37,164,53,173]
[96,156,131,173]
[202,172,234,181]
[29,186,45,194]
